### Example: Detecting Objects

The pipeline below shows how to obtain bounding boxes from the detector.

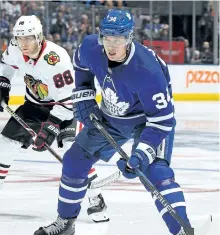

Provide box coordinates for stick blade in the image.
[194,215,212,235]
[90,171,121,189]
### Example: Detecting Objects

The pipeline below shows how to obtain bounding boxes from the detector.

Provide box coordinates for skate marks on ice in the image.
[0,214,110,235]
[0,188,110,235]
[75,219,109,235]
[0,213,41,221]
[0,102,219,235]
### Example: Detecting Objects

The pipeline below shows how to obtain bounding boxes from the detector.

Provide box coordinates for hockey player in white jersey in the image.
[0,15,109,223]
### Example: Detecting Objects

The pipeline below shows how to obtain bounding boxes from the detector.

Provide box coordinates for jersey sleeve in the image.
[135,67,175,153]
[0,41,19,80]
[47,50,75,121]
[72,39,95,89]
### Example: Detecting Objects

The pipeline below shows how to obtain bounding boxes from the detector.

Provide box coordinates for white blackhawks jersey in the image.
[0,40,75,121]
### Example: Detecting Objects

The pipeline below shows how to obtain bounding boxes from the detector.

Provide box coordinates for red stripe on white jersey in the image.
[89,168,95,174]
[10,65,19,69]
[0,169,8,177]
[76,122,84,135]
[88,168,96,178]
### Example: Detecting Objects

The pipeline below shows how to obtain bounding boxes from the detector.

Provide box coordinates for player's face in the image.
[103,36,127,61]
[16,36,39,57]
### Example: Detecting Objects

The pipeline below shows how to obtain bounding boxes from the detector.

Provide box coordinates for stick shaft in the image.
[3,104,121,189]
[4,104,62,163]
[90,113,194,235]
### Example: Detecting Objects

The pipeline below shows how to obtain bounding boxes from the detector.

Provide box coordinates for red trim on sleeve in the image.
[10,65,19,69]
[88,168,95,175]
[79,122,83,132]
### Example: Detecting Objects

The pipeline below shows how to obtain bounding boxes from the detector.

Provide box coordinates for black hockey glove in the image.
[72,86,102,128]
[33,115,61,152]
[0,76,11,112]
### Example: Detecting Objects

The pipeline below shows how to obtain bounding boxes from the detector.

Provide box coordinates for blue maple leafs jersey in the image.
[73,34,175,151]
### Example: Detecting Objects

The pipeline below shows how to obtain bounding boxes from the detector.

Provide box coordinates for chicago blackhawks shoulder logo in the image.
[44,51,60,66]
[24,74,48,100]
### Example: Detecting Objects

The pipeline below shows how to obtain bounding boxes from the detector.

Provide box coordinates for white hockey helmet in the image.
[13,15,43,45]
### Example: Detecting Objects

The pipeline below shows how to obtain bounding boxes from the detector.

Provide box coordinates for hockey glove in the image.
[33,115,61,152]
[117,143,156,179]
[72,86,102,128]
[0,77,11,112]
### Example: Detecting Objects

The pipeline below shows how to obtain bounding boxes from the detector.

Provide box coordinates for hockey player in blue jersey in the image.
[34,9,191,235]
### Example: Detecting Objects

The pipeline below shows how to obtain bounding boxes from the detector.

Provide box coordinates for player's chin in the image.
[22,50,30,55]
[107,53,117,61]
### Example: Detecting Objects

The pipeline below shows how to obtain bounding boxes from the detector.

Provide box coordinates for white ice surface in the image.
[0,102,219,235]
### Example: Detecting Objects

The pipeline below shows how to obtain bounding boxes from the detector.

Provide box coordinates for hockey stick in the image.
[2,102,62,163]
[89,170,121,189]
[90,113,212,235]
[1,103,121,189]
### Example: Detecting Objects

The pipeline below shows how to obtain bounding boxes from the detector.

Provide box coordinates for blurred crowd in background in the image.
[0,0,219,64]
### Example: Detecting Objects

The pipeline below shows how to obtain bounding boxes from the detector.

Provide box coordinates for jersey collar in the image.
[124,42,135,65]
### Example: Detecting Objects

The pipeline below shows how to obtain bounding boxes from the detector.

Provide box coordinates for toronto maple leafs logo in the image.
[102,87,130,116]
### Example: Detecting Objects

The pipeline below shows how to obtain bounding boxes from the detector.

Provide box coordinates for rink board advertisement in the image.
[9,65,220,104]
[143,40,185,64]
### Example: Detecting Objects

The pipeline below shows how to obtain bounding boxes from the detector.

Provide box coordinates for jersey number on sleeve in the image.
[145,46,171,109]
[152,88,171,109]
[53,70,74,88]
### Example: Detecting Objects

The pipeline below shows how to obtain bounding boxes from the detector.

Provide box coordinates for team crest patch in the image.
[102,87,130,116]
[44,51,60,65]
[24,74,48,100]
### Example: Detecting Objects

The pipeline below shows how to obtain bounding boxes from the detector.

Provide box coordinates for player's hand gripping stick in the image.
[1,103,121,189]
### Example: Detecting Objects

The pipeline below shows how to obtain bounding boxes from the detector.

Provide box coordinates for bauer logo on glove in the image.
[72,89,96,101]
[48,125,60,135]
[0,81,11,89]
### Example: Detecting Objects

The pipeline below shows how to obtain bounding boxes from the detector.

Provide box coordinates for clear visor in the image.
[102,35,130,47]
